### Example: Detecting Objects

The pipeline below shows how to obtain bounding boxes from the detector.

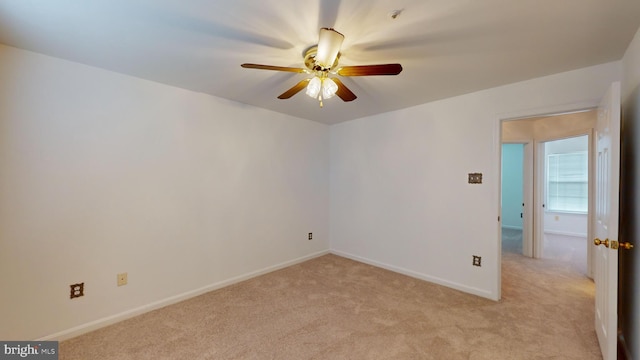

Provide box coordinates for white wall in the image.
[622,28,640,102]
[0,44,330,340]
[544,212,587,237]
[330,61,620,300]
[502,110,596,143]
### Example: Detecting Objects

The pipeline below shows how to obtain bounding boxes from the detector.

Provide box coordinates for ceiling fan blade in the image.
[241,63,307,73]
[337,64,403,76]
[331,78,357,102]
[277,79,312,99]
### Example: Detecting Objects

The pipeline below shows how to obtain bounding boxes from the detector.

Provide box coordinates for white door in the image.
[593,82,621,360]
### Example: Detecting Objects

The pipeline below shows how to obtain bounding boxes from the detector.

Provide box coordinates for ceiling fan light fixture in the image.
[306,76,338,101]
[322,78,338,99]
[306,76,322,98]
[315,28,344,69]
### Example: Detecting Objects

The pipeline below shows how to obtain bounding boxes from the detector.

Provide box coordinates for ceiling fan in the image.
[241,28,403,107]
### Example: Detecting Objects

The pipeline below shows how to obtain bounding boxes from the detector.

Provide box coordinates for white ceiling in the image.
[1,0,639,125]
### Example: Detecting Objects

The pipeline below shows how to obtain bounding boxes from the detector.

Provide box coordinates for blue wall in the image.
[501,144,524,229]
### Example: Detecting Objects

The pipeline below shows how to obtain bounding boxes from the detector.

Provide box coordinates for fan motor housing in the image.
[304,46,340,72]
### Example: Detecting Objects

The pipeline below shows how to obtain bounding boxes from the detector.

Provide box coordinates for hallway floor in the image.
[502,228,588,275]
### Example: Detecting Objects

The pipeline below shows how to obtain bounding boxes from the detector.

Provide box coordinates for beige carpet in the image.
[502,227,589,275]
[60,253,601,359]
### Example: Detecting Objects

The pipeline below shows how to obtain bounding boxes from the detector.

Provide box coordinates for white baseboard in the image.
[501,225,523,230]
[38,250,330,342]
[330,250,496,301]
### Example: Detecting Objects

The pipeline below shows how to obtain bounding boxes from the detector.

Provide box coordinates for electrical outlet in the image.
[117,273,128,286]
[70,283,84,299]
[308,233,313,240]
[473,256,482,267]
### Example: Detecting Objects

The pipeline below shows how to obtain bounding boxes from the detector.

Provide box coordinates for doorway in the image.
[539,135,590,275]
[500,110,596,276]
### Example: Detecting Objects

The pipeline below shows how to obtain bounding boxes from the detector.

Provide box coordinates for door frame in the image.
[523,142,534,258]
[496,100,601,300]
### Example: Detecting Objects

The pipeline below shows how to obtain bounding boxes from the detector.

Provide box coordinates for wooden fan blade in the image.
[331,78,357,102]
[241,63,307,73]
[278,78,311,99]
[337,64,403,76]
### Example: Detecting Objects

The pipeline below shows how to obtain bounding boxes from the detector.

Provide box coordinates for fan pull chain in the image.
[318,94,323,108]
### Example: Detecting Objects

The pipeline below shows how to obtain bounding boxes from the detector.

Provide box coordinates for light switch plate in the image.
[117,273,128,286]
[468,173,482,184]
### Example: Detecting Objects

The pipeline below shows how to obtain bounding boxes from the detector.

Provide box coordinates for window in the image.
[546,151,588,213]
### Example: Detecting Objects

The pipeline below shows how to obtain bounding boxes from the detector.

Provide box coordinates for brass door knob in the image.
[594,238,610,248]
[619,242,635,250]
